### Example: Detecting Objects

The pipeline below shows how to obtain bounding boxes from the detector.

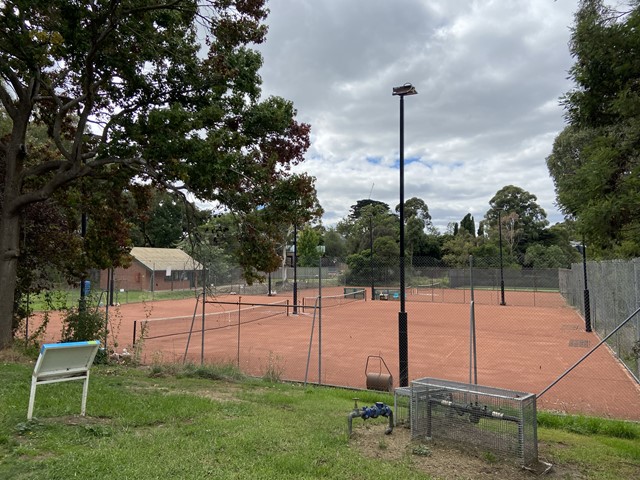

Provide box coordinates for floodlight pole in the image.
[581,238,592,332]
[393,83,417,388]
[293,222,298,314]
[370,215,375,300]
[498,210,506,306]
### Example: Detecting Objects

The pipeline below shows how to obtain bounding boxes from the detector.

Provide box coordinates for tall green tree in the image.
[396,197,433,258]
[484,185,549,256]
[297,226,321,267]
[337,201,397,255]
[0,0,315,348]
[547,0,640,257]
[322,227,347,264]
[460,213,476,237]
[348,199,390,219]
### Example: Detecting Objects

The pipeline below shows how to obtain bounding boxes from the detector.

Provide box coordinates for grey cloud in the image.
[258,0,580,230]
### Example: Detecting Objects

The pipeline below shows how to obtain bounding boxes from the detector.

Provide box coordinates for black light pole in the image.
[393,82,417,387]
[498,211,506,306]
[370,215,375,301]
[293,222,298,314]
[580,238,592,332]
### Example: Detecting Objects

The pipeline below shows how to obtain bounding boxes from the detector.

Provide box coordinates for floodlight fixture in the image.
[392,83,418,96]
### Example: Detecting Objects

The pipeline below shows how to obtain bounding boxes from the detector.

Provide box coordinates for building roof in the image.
[130,247,202,272]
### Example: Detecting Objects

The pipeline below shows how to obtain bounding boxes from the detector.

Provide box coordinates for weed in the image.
[14,419,42,436]
[483,451,498,464]
[411,443,431,457]
[262,351,285,382]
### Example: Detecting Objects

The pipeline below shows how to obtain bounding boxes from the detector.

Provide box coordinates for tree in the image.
[297,226,321,267]
[397,197,432,226]
[178,211,239,288]
[0,1,315,348]
[337,200,397,255]
[322,227,347,264]
[396,197,433,259]
[546,0,640,257]
[348,199,390,220]
[484,185,548,255]
[131,190,204,248]
[524,244,572,268]
[460,213,475,237]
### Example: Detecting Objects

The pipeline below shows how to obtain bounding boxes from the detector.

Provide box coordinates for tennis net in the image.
[414,282,442,294]
[301,289,366,312]
[138,299,290,341]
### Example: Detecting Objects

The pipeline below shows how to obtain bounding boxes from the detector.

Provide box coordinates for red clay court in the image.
[38,288,640,421]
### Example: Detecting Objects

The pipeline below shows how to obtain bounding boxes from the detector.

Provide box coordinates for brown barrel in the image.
[366,372,393,392]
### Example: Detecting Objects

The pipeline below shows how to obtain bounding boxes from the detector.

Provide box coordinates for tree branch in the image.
[0,61,27,110]
[9,156,146,216]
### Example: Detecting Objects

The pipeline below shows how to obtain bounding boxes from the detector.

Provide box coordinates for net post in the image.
[132,320,137,348]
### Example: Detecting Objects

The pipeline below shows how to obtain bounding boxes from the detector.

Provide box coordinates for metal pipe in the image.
[430,398,520,424]
[347,402,394,436]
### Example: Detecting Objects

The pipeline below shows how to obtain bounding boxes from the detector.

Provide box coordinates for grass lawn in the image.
[25,288,199,312]
[1,355,639,479]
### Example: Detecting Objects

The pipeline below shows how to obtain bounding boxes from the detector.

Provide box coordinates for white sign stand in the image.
[28,340,101,420]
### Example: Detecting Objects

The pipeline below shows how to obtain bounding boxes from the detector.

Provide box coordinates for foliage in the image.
[547,0,640,257]
[0,0,317,347]
[2,110,142,337]
[484,185,549,256]
[459,213,476,237]
[296,225,321,267]
[401,197,433,257]
[178,212,237,287]
[61,305,107,342]
[524,244,572,268]
[441,233,476,267]
[337,200,398,255]
[131,190,205,248]
[322,227,347,263]
[348,199,390,219]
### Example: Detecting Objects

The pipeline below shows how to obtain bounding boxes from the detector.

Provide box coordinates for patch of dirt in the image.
[39,415,114,427]
[350,423,586,479]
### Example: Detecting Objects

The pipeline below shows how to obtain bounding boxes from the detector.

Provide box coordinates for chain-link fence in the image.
[559,258,640,382]
[25,253,640,419]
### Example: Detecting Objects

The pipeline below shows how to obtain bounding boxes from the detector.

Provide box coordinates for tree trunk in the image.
[0,105,29,350]
[0,212,20,349]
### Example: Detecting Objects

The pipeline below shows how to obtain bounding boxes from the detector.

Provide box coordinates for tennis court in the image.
[35,287,640,420]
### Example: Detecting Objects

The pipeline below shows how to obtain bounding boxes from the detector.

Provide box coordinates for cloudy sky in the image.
[255,0,582,231]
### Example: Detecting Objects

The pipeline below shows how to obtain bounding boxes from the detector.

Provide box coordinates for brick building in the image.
[99,247,202,292]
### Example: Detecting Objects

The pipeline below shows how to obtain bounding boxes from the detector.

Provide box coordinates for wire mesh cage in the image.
[393,386,411,428]
[410,378,538,466]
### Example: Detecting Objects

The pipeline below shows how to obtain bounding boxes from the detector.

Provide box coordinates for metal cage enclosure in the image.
[410,378,538,466]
